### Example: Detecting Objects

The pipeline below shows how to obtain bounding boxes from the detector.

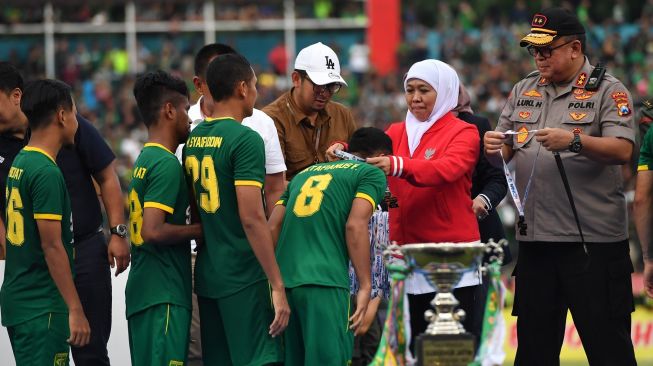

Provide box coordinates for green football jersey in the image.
[1,147,74,327]
[182,117,266,298]
[276,161,386,289]
[639,127,653,172]
[125,143,192,317]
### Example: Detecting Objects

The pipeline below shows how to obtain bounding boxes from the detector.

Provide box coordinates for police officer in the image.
[484,8,637,366]
[634,101,653,299]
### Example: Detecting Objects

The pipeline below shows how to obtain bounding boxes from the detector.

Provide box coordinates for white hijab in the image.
[404,60,460,155]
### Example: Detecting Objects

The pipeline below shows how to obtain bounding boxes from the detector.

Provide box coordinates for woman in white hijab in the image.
[367,60,481,355]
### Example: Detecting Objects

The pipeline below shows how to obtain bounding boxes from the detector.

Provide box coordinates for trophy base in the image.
[416,333,475,366]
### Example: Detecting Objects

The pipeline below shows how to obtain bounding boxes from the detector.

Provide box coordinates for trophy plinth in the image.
[400,243,486,366]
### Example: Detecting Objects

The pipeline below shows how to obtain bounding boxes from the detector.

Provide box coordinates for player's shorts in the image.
[285,285,354,366]
[197,279,283,365]
[127,303,190,366]
[7,312,70,366]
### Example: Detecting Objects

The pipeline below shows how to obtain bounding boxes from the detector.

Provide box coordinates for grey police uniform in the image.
[496,57,637,366]
[496,57,636,242]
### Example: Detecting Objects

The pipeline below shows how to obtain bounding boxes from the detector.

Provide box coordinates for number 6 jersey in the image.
[1,147,73,327]
[182,117,267,299]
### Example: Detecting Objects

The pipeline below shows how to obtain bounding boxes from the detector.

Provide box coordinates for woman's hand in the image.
[366,156,391,175]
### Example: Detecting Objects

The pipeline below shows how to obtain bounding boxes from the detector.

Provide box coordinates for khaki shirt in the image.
[263,90,356,179]
[497,58,635,243]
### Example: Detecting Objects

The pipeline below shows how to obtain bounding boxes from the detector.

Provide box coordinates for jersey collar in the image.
[24,146,56,164]
[144,143,174,155]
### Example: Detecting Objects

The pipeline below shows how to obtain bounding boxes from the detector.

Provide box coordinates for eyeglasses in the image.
[299,71,341,95]
[526,39,575,58]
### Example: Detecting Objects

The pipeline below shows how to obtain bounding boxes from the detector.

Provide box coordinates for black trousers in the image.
[513,241,636,366]
[71,230,112,366]
[407,282,488,355]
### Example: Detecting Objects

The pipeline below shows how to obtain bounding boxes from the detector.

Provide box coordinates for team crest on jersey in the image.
[424,148,436,160]
[573,88,595,100]
[518,111,531,120]
[516,126,529,144]
[569,112,587,121]
[575,73,587,87]
[523,90,542,98]
[169,361,184,366]
[54,353,68,366]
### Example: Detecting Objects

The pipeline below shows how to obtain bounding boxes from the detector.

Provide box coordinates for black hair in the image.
[133,70,189,127]
[562,34,586,54]
[206,53,254,103]
[20,79,73,131]
[348,127,393,158]
[0,62,24,94]
[194,43,237,78]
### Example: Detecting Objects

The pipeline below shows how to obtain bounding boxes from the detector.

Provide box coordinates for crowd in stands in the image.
[1,1,652,198]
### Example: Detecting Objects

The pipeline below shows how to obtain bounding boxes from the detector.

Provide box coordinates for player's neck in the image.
[147,128,178,155]
[27,128,63,160]
[210,100,245,123]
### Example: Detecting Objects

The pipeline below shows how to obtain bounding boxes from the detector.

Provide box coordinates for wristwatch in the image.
[568,128,583,153]
[110,224,128,238]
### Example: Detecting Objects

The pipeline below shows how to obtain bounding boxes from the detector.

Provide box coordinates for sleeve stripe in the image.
[144,202,175,214]
[275,199,286,206]
[398,157,404,176]
[34,213,62,221]
[638,164,650,171]
[355,192,376,209]
[235,180,263,188]
[391,156,398,176]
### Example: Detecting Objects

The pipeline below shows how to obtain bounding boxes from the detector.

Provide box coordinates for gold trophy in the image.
[400,242,486,366]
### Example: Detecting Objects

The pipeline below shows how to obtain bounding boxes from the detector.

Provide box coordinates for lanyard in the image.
[500,142,542,235]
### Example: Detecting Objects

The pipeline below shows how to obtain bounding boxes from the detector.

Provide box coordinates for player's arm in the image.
[38,219,91,347]
[264,172,285,217]
[0,219,5,260]
[141,207,202,245]
[346,197,374,335]
[359,296,381,335]
[237,185,290,336]
[94,160,130,275]
[634,170,653,298]
[268,203,286,249]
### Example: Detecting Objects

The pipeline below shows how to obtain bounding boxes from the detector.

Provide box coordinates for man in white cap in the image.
[263,42,356,180]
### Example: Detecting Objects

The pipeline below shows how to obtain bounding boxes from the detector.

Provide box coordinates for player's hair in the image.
[194,43,237,78]
[133,70,189,127]
[206,53,254,103]
[0,62,24,94]
[20,79,73,131]
[348,127,393,158]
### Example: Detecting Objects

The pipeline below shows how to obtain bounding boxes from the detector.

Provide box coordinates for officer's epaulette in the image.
[526,70,541,79]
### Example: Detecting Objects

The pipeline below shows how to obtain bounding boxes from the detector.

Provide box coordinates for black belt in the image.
[74,226,103,243]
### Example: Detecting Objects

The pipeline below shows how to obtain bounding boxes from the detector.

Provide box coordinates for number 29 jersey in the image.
[275,161,386,290]
[1,147,73,327]
[182,117,267,299]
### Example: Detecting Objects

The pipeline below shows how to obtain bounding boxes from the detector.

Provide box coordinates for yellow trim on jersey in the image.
[144,143,174,155]
[24,146,56,164]
[165,304,170,335]
[205,117,235,122]
[144,201,175,214]
[275,199,286,206]
[34,213,62,221]
[638,164,650,171]
[235,180,263,188]
[355,192,376,209]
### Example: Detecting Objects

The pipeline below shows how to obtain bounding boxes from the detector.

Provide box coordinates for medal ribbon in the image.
[500,142,542,235]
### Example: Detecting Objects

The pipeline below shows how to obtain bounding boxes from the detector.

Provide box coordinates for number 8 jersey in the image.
[182,117,267,299]
[1,147,73,327]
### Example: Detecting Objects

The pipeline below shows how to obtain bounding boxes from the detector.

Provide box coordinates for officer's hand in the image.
[535,128,574,152]
[68,308,91,347]
[366,156,391,175]
[269,287,290,337]
[484,131,508,155]
[326,142,345,162]
[644,259,653,299]
[107,235,130,276]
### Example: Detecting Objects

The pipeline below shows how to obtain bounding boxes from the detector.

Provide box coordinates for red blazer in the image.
[386,112,480,244]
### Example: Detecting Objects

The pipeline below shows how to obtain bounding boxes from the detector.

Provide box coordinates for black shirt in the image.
[0,115,115,238]
[0,133,28,223]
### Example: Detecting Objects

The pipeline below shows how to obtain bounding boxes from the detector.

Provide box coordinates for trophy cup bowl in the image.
[400,242,486,366]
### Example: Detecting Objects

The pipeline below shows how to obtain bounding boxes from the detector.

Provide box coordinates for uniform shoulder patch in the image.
[575,73,587,87]
[611,91,631,117]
